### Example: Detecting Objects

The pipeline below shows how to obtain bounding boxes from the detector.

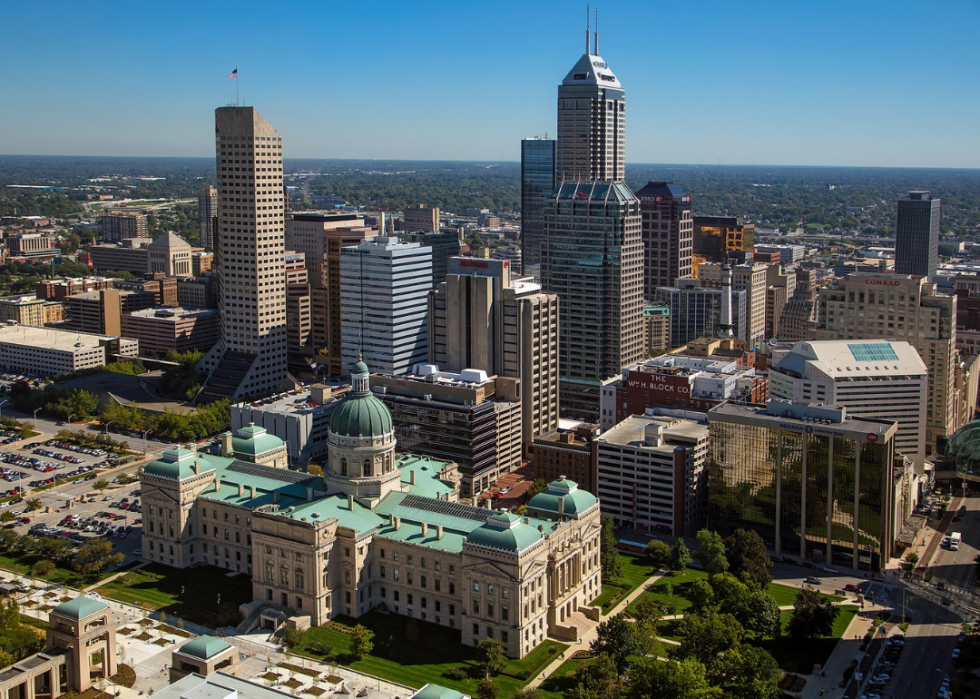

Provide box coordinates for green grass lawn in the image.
[0,548,94,588]
[625,567,710,617]
[291,612,567,698]
[538,653,593,699]
[591,554,655,614]
[93,563,252,628]
[755,605,860,674]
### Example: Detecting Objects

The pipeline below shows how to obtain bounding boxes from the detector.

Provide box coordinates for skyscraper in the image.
[197,106,288,402]
[895,190,941,278]
[340,236,431,375]
[520,138,556,268]
[635,181,693,297]
[555,24,625,182]
[542,20,642,421]
[198,185,218,251]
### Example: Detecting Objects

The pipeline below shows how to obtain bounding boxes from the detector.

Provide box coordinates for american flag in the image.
[227,68,238,78]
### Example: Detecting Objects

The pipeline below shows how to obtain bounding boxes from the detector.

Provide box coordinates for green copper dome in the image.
[142,447,210,480]
[329,392,393,438]
[180,635,232,659]
[231,423,284,457]
[352,360,370,375]
[465,512,542,552]
[527,476,597,517]
[52,596,108,620]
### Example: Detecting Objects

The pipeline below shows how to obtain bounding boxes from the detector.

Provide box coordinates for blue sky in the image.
[1,0,978,167]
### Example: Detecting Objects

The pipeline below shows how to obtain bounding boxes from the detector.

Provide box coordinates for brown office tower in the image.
[635,182,693,298]
[284,213,374,377]
[198,185,218,251]
[285,251,312,369]
[542,182,643,421]
[402,205,439,233]
[429,257,560,443]
[692,215,755,263]
[196,106,288,402]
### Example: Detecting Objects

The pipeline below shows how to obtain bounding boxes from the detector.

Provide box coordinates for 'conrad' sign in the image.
[863,278,901,287]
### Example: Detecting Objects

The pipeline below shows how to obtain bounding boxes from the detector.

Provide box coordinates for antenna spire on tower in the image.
[594,6,599,55]
[586,4,590,55]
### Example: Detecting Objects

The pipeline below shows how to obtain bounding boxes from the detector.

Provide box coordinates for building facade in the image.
[197,106,288,403]
[692,216,755,264]
[698,262,768,346]
[0,295,46,326]
[0,325,137,375]
[520,138,556,269]
[635,182,693,297]
[653,280,748,348]
[402,206,439,234]
[707,400,899,571]
[340,237,432,376]
[199,185,218,252]
[101,211,147,242]
[120,307,221,358]
[895,191,940,279]
[148,232,193,277]
[528,423,599,494]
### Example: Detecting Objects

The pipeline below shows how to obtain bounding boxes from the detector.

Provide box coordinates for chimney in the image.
[421,523,428,537]
[485,498,492,510]
[194,461,201,476]
[250,485,257,499]
[238,483,244,497]
[307,487,314,502]
[558,498,565,516]
[221,431,233,457]
[273,491,280,504]
[410,470,416,486]
[347,494,354,511]
[437,525,444,540]
[394,516,401,531]
[213,478,221,492]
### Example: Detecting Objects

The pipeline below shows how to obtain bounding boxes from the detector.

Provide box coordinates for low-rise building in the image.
[596,414,709,536]
[120,307,220,358]
[0,295,47,326]
[7,233,58,257]
[89,239,151,274]
[0,324,137,375]
[528,421,599,493]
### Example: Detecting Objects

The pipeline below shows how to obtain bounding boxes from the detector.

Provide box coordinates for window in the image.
[487,602,494,617]
[344,547,351,557]
[502,607,508,621]
[449,564,455,575]
[380,549,385,559]
[407,594,413,605]
[407,572,413,585]
[380,565,386,578]
[407,555,413,565]
[502,587,509,600]
[473,582,480,592]
[434,561,441,571]
[393,569,400,582]
[421,557,426,568]
[449,582,455,595]
[295,568,304,591]
[501,630,508,644]
[473,623,479,636]
[279,567,289,586]
[488,584,494,596]
[295,552,302,561]
[472,599,480,614]
[394,552,399,562]
[435,579,441,592]
[345,571,351,585]
[265,562,273,581]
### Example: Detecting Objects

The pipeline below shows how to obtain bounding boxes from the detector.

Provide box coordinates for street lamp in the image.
[33,407,40,433]
[104,421,112,437]
[68,414,75,432]
[143,429,152,455]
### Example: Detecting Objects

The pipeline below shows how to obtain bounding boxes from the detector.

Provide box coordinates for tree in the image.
[687,579,714,613]
[631,595,663,627]
[744,591,781,639]
[670,538,692,572]
[901,552,920,575]
[349,624,373,660]
[590,614,638,675]
[712,644,780,699]
[9,382,32,408]
[695,530,729,576]
[0,512,14,524]
[71,539,124,576]
[282,627,302,648]
[92,480,109,492]
[644,540,672,569]
[724,529,773,587]
[476,678,499,699]
[405,618,420,643]
[116,473,133,485]
[600,515,622,579]
[628,656,722,699]
[30,560,55,578]
[64,388,99,419]
[787,588,839,640]
[306,463,324,477]
[24,498,41,512]
[566,653,621,699]
[476,638,506,676]
[677,611,745,668]
[510,688,542,699]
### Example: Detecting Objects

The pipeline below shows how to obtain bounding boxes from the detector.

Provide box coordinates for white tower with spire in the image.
[717,264,735,339]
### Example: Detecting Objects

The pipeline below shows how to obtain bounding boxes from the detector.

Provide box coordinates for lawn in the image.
[538,653,592,699]
[591,554,655,614]
[756,605,860,674]
[93,563,253,628]
[291,612,567,699]
[0,548,94,588]
[625,567,710,617]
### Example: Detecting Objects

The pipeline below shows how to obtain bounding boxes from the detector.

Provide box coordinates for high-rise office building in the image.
[653,279,747,348]
[692,215,755,264]
[401,230,461,289]
[429,257,560,443]
[520,138,556,268]
[285,214,374,377]
[698,262,768,346]
[543,182,643,420]
[284,251,312,369]
[895,191,941,279]
[707,400,899,571]
[635,182,693,297]
[197,106,288,403]
[769,339,928,468]
[555,29,625,181]
[340,236,431,375]
[100,210,147,243]
[198,185,218,251]
[814,272,962,460]
[402,205,439,234]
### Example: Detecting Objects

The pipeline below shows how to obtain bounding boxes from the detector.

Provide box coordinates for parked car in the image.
[804,576,823,585]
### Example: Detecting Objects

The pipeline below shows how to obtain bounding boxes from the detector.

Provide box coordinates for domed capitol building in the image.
[140,362,602,658]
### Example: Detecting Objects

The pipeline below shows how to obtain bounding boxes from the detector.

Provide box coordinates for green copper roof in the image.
[465,511,542,552]
[231,424,284,457]
[352,360,370,375]
[142,447,212,481]
[329,391,393,438]
[180,635,232,660]
[527,476,597,517]
[52,596,108,620]
[411,685,468,699]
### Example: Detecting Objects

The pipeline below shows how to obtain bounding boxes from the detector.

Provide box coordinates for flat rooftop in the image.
[0,324,118,349]
[709,401,898,442]
[600,415,708,448]
[128,307,219,321]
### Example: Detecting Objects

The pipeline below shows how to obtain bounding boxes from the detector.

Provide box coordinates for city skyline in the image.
[1,0,978,168]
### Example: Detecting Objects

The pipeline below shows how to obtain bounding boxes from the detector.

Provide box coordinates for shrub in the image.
[442,667,469,681]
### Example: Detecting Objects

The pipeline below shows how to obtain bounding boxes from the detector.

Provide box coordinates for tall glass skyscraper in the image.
[895,190,941,279]
[520,138,555,269]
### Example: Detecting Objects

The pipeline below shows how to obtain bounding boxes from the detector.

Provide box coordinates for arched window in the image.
[295,568,305,591]
[265,562,273,582]
[340,458,347,476]
[364,458,372,477]
[280,566,289,586]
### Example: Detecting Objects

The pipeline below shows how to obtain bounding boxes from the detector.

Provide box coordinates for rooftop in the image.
[51,595,108,620]
[600,415,708,448]
[128,307,219,322]
[178,635,232,660]
[710,401,898,442]
[0,324,121,349]
[774,340,928,378]
[561,53,622,89]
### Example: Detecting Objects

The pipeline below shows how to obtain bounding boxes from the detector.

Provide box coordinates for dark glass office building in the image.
[706,401,898,572]
[895,190,941,278]
[520,138,556,269]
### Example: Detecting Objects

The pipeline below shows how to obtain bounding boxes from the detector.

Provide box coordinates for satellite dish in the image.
[768,338,778,346]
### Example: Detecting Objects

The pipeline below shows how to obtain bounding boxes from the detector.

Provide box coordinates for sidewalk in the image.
[796,607,880,699]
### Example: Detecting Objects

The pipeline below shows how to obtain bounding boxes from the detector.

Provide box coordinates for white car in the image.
[822,566,840,574]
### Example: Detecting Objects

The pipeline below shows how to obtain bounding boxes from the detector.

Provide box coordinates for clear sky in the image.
[2,0,978,167]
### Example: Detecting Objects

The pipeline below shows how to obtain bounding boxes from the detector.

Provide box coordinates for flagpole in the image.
[236,71,239,106]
